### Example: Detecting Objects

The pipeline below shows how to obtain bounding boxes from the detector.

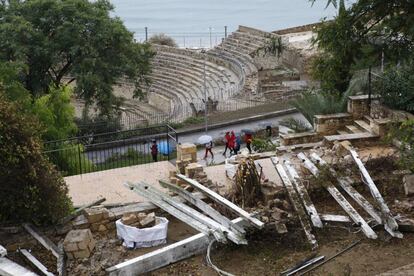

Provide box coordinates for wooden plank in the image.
[349,149,401,236]
[136,182,247,245]
[298,153,378,239]
[125,182,225,242]
[176,174,264,229]
[309,153,382,224]
[159,180,245,235]
[271,157,318,249]
[320,214,351,223]
[19,249,54,276]
[106,218,248,276]
[283,160,323,228]
[0,257,38,276]
[59,197,106,225]
[22,224,60,258]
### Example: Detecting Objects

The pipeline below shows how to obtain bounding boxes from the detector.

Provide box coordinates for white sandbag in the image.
[225,159,237,179]
[116,217,169,249]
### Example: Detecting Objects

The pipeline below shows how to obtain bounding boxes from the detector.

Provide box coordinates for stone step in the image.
[354,120,372,132]
[337,130,350,135]
[345,125,362,133]
[363,115,374,124]
[324,132,378,143]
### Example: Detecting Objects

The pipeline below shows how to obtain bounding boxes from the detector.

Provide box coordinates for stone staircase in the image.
[324,115,379,143]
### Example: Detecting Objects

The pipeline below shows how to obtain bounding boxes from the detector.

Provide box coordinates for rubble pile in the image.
[120,212,156,228]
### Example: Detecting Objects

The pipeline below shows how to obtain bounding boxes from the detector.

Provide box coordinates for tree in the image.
[310,0,414,93]
[0,94,72,225]
[149,33,178,47]
[0,0,155,115]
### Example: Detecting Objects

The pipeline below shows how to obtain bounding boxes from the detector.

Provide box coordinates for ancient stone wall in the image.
[313,113,353,135]
[148,92,172,114]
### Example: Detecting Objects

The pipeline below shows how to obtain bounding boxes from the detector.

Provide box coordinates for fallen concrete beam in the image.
[57,242,66,276]
[320,214,351,223]
[176,174,264,229]
[0,257,38,276]
[283,160,323,228]
[136,182,246,245]
[22,224,60,258]
[159,180,245,235]
[349,149,401,237]
[298,153,377,239]
[19,249,54,276]
[106,218,248,276]
[125,182,225,242]
[271,157,318,249]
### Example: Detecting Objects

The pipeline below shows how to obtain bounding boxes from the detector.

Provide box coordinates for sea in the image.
[110,0,343,48]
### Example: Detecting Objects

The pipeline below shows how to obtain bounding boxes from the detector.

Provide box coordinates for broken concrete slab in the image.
[0,257,38,276]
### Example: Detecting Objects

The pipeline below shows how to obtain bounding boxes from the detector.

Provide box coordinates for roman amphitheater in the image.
[77,24,318,127]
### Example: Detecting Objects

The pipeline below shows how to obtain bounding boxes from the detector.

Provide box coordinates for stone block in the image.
[177,143,197,160]
[139,212,156,228]
[169,170,177,178]
[404,175,414,196]
[63,229,95,259]
[84,207,109,224]
[185,163,204,178]
[73,249,91,259]
[121,213,138,225]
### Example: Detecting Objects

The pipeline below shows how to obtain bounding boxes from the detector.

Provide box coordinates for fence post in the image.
[77,144,83,175]
[166,125,170,161]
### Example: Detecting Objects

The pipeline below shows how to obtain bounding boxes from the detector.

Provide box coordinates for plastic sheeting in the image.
[116,217,169,249]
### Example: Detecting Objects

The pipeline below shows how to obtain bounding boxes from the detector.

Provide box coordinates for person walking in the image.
[150,139,158,162]
[204,140,214,159]
[234,134,241,154]
[222,131,231,156]
[228,131,236,156]
[245,133,253,154]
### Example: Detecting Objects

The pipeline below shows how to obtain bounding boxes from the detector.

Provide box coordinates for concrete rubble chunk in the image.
[84,207,109,224]
[63,229,95,259]
[121,213,139,225]
[139,212,156,228]
[404,174,414,196]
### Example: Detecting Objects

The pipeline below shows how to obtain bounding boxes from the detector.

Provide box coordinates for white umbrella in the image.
[197,135,212,144]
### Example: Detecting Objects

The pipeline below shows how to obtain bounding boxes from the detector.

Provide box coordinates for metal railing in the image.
[43,125,177,176]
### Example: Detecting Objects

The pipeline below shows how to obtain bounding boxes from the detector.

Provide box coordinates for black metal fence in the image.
[43,125,178,177]
[76,98,292,135]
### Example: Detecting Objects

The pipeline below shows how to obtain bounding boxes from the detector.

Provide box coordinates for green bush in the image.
[252,138,278,152]
[291,89,350,126]
[0,95,72,225]
[387,120,414,172]
[374,64,414,113]
[279,117,312,132]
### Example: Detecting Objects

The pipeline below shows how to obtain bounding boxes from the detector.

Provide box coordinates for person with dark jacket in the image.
[151,140,158,162]
[222,131,231,156]
[204,141,214,159]
[245,133,253,154]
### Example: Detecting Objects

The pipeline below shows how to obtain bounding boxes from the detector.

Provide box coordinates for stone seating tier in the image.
[153,52,238,84]
[150,62,232,99]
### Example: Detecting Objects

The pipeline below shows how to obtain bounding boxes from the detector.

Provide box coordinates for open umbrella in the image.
[157,141,173,155]
[241,129,254,135]
[258,121,273,128]
[197,135,212,145]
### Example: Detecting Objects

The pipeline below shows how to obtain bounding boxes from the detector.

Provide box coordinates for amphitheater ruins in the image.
[75,24,318,127]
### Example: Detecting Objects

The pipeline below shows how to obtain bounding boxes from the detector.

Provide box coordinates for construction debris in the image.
[232,158,263,208]
[0,245,6,258]
[0,257,38,276]
[63,229,96,259]
[23,223,60,258]
[271,157,318,249]
[19,249,54,276]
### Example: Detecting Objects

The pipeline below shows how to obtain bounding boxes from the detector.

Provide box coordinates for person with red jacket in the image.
[151,140,158,162]
[222,131,231,156]
[228,131,236,155]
